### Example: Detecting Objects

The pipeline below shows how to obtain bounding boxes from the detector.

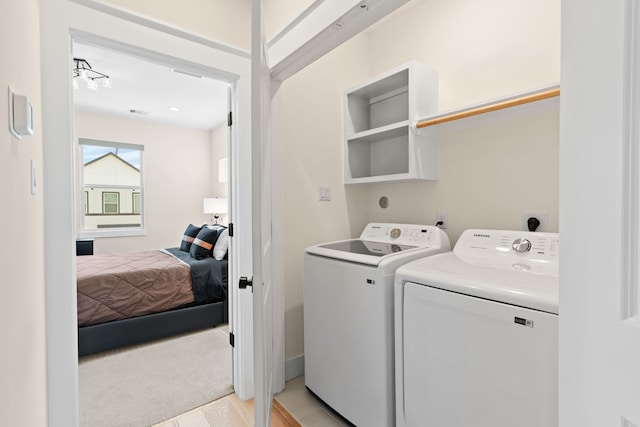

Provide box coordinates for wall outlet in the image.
[521,212,548,232]
[436,211,448,229]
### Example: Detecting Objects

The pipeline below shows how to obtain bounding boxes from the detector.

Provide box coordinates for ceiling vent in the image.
[129,109,149,115]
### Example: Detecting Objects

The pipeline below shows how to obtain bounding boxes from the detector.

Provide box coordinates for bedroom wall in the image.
[281,0,560,364]
[0,0,48,425]
[210,122,229,223]
[74,110,216,254]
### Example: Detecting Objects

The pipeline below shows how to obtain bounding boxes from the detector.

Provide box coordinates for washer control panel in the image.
[359,223,449,247]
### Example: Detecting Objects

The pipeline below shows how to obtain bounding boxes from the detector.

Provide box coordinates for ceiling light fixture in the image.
[73,58,112,90]
[168,106,180,112]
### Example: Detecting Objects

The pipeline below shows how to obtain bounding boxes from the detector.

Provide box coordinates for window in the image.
[102,192,119,214]
[79,138,144,236]
[132,192,141,214]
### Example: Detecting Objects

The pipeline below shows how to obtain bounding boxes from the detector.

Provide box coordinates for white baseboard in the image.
[285,354,304,382]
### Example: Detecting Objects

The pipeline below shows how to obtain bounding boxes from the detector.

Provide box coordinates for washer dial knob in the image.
[390,228,401,239]
[512,238,532,253]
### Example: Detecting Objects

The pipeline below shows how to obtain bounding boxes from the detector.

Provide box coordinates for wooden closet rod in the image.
[415,87,560,129]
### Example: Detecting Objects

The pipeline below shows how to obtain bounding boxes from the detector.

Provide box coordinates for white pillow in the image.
[212,228,229,260]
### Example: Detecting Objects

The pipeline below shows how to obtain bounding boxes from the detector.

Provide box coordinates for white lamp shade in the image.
[203,197,228,214]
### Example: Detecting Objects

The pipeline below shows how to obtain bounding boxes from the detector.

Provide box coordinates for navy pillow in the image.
[189,226,224,260]
[180,224,202,252]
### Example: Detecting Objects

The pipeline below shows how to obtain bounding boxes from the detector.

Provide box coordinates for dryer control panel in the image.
[454,229,559,276]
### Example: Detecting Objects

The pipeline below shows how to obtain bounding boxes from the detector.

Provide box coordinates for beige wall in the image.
[281,33,372,361]
[103,0,252,51]
[0,0,48,425]
[282,0,561,361]
[264,0,315,39]
[365,0,560,243]
[368,0,560,111]
[74,110,217,254]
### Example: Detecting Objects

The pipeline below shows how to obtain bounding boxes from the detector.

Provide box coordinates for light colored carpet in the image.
[79,325,233,427]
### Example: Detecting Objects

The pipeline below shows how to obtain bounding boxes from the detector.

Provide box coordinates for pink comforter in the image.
[76,250,195,327]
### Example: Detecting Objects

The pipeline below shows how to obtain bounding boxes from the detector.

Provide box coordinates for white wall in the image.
[281,0,561,361]
[0,1,48,425]
[74,110,216,253]
[210,122,229,198]
[102,0,252,51]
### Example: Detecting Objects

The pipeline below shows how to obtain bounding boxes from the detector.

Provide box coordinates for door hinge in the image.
[229,332,235,347]
[227,111,232,126]
[239,276,253,291]
[228,222,234,237]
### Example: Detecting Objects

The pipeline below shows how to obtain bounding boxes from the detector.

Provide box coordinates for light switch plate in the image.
[319,186,331,201]
[30,159,37,195]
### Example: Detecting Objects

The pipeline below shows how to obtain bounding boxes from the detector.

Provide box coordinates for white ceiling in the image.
[72,42,230,131]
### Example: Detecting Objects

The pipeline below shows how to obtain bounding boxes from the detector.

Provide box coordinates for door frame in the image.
[40,1,259,425]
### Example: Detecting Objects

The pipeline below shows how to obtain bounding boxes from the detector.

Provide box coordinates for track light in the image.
[73,58,111,90]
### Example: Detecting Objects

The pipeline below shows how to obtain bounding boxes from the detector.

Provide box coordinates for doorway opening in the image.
[71,35,236,426]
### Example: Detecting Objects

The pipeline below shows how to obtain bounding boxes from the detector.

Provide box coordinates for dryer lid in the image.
[395,229,560,314]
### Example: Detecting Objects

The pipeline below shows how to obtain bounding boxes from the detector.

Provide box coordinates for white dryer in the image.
[394,229,559,427]
[304,223,450,427]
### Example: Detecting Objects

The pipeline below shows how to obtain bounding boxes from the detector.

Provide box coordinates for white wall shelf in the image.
[344,61,439,184]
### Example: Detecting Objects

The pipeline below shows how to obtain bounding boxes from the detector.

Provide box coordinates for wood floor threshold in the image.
[273,398,302,427]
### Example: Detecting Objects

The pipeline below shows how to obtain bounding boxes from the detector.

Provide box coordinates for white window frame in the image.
[102,191,119,214]
[132,192,141,214]
[78,138,145,238]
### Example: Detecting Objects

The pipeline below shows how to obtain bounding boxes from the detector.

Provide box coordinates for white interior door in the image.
[560,0,640,425]
[252,0,276,424]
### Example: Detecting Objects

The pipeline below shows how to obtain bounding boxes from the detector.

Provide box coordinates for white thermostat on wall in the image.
[9,86,33,139]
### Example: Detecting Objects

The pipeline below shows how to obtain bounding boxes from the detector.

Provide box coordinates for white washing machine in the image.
[394,229,559,427]
[304,223,451,427]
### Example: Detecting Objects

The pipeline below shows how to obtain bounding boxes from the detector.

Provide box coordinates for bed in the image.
[77,224,230,357]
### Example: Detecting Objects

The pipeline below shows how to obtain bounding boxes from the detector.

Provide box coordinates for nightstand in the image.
[76,239,94,256]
